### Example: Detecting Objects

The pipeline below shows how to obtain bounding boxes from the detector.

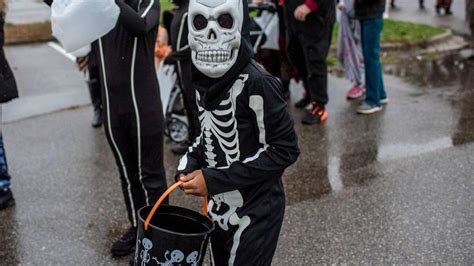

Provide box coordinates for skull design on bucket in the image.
[188,0,243,78]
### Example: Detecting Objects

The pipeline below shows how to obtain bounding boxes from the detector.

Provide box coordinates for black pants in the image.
[286,15,334,105]
[88,63,102,110]
[103,112,168,227]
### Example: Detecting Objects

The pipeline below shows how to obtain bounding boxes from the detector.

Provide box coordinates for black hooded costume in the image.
[96,0,169,228]
[176,1,300,264]
[44,0,169,228]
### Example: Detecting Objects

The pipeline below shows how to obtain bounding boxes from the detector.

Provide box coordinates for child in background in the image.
[337,0,365,100]
[154,26,171,68]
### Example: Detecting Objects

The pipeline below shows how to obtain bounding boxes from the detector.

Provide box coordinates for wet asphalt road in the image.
[1,42,474,264]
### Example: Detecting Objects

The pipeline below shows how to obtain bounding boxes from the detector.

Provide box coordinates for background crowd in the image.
[0,0,471,262]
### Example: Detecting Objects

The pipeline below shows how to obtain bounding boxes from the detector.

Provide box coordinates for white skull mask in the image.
[188,0,243,78]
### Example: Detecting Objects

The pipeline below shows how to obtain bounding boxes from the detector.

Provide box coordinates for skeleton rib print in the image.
[197,75,248,168]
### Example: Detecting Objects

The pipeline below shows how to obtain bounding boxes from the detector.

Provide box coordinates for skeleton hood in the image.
[189,0,254,110]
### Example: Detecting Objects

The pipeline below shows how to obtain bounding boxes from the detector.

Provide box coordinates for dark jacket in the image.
[354,0,386,20]
[285,0,336,21]
[0,16,18,103]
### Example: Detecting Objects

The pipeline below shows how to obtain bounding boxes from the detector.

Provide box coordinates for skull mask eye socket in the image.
[193,14,208,31]
[217,13,234,29]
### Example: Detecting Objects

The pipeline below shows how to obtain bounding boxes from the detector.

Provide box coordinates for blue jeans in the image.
[361,17,386,107]
[0,112,10,189]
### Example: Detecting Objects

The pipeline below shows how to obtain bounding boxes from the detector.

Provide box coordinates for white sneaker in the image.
[357,102,383,114]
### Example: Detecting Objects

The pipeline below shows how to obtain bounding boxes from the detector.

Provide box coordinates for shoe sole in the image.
[357,106,383,114]
[301,113,328,125]
[347,95,363,100]
[380,99,389,105]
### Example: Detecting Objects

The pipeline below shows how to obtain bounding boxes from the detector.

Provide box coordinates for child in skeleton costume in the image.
[176,0,300,265]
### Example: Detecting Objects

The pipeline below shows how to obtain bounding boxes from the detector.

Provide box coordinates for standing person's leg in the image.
[445,0,453,14]
[0,106,14,210]
[88,63,103,128]
[284,4,310,108]
[132,114,168,207]
[104,115,148,257]
[300,19,334,124]
[287,37,310,108]
[358,17,385,114]
[420,0,425,9]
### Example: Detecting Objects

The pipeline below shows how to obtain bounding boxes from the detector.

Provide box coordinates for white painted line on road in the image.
[47,42,76,62]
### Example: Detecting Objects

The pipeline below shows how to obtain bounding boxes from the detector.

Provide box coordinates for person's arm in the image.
[304,0,319,12]
[201,74,300,195]
[164,47,191,64]
[115,0,160,36]
[165,11,191,64]
[176,136,205,180]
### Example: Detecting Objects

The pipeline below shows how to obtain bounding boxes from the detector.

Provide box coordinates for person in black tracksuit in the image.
[176,0,300,264]
[284,0,335,125]
[164,0,201,155]
[44,0,168,256]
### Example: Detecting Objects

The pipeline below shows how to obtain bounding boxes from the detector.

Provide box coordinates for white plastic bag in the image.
[51,0,120,52]
[69,45,91,58]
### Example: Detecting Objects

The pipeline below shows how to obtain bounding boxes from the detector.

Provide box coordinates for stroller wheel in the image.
[168,118,189,143]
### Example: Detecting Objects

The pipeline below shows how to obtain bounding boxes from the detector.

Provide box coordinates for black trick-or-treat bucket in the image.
[133,182,214,266]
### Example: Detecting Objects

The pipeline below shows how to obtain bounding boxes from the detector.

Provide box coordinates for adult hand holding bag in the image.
[51,0,120,53]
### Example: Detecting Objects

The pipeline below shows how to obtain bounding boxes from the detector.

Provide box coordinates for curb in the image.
[5,21,54,45]
[329,29,453,54]
[381,29,453,51]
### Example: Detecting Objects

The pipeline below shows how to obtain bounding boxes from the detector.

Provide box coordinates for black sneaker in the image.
[111,227,137,257]
[301,102,328,125]
[294,95,310,109]
[91,108,103,128]
[0,187,15,211]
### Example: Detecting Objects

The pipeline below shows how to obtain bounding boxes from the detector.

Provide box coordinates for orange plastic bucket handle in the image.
[144,181,208,231]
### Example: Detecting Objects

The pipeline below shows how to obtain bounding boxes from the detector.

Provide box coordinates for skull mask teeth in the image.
[188,0,243,78]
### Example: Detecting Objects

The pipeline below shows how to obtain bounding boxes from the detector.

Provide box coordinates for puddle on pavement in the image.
[383,52,464,88]
[286,52,474,205]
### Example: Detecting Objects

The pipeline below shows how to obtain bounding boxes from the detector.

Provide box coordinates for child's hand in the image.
[179,170,208,197]
[294,4,311,22]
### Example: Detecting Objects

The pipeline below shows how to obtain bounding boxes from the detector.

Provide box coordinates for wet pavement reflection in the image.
[285,52,474,203]
[0,52,473,264]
